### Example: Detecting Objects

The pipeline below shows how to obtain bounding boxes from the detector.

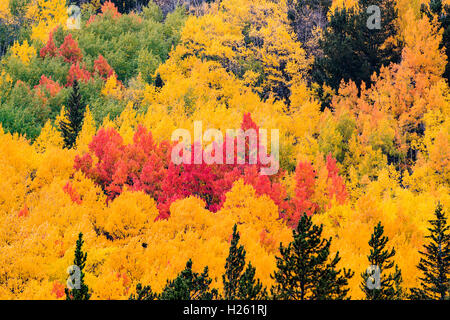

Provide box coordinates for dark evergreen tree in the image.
[236,262,267,300]
[410,203,449,300]
[223,224,267,300]
[106,0,150,14]
[65,232,91,300]
[223,224,246,299]
[421,0,450,82]
[271,214,353,300]
[313,0,401,91]
[129,283,158,300]
[159,259,218,300]
[59,80,86,149]
[154,72,164,88]
[360,222,403,300]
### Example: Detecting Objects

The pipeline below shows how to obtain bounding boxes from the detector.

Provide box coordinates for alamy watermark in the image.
[367,5,381,30]
[67,265,81,290]
[67,5,81,30]
[171,121,279,176]
[366,265,381,289]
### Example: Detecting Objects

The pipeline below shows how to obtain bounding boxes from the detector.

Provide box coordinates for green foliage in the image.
[360,222,404,300]
[410,203,449,300]
[223,224,267,300]
[0,2,186,140]
[236,262,267,300]
[129,283,158,300]
[77,4,186,83]
[65,232,91,300]
[159,259,219,300]
[271,214,353,300]
[60,80,86,148]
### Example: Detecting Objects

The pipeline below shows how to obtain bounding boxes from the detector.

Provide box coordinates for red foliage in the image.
[66,62,92,86]
[34,75,62,97]
[18,204,29,218]
[51,281,65,299]
[40,30,58,58]
[74,126,171,206]
[94,55,115,79]
[287,161,319,227]
[40,32,83,65]
[86,15,97,26]
[58,34,83,64]
[101,1,121,18]
[325,153,348,205]
[63,181,82,205]
[74,114,348,226]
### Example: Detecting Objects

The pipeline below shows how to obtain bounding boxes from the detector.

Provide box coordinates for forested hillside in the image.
[0,0,448,300]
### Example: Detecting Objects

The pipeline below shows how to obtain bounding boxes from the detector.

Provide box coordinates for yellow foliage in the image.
[102,75,123,100]
[11,40,37,65]
[29,0,67,43]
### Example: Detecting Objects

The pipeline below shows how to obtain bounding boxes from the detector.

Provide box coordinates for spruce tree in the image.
[360,222,403,300]
[159,259,218,300]
[236,262,267,300]
[223,224,267,300]
[60,80,86,149]
[129,283,158,300]
[65,232,91,300]
[313,0,401,91]
[271,214,353,300]
[410,203,449,300]
[154,72,164,88]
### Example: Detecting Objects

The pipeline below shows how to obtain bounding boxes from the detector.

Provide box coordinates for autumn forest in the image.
[0,0,448,300]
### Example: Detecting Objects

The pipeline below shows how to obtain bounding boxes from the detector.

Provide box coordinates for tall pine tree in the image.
[60,80,86,149]
[223,224,267,300]
[360,222,403,300]
[271,214,353,300]
[65,232,91,300]
[313,0,401,91]
[159,259,218,300]
[410,203,449,300]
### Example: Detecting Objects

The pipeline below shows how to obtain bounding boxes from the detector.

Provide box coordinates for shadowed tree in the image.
[223,224,267,300]
[360,222,403,300]
[410,203,449,300]
[65,232,91,300]
[271,214,353,300]
[159,259,218,300]
[313,0,401,91]
[59,80,86,149]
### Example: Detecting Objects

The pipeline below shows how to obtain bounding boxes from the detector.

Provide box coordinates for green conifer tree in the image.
[236,262,267,300]
[271,214,353,300]
[160,259,218,300]
[129,283,158,300]
[410,203,449,300]
[60,80,86,149]
[223,224,267,300]
[360,222,403,300]
[65,232,91,300]
[154,72,164,88]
